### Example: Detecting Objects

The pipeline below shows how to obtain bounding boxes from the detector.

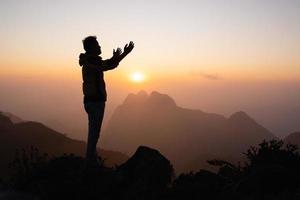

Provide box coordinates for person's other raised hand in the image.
[123,41,134,54]
[113,48,122,57]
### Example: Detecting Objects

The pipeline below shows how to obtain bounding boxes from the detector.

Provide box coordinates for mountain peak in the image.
[122,91,176,108]
[284,132,300,146]
[137,90,148,97]
[1,111,23,123]
[123,91,149,105]
[0,112,14,130]
[228,111,261,128]
[229,111,253,122]
[228,111,274,139]
[147,91,177,107]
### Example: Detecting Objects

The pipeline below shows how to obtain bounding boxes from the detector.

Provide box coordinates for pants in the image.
[84,101,105,160]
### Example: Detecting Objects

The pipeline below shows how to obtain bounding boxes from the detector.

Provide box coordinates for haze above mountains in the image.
[1,77,299,140]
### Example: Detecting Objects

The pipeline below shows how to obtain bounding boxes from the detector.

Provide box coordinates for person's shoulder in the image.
[86,55,103,65]
[79,53,87,66]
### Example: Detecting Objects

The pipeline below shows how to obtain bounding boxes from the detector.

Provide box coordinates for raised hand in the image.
[113,48,122,58]
[123,41,134,54]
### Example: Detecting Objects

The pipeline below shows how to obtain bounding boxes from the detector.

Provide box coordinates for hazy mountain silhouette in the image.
[0,112,128,178]
[1,112,298,200]
[284,132,300,147]
[101,91,275,173]
[1,111,24,124]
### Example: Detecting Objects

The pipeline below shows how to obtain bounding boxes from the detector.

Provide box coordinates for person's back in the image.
[78,36,134,166]
[79,53,110,102]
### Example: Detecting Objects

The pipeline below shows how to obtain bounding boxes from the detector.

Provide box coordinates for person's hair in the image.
[82,36,98,52]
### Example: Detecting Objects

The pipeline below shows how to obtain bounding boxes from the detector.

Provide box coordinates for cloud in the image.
[188,70,223,80]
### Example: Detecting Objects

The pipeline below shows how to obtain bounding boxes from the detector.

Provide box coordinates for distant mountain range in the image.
[0,112,128,178]
[1,91,298,175]
[101,91,277,172]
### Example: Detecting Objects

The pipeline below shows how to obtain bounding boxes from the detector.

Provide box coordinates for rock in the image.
[116,146,174,199]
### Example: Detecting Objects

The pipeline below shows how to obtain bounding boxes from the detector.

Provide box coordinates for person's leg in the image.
[84,101,105,160]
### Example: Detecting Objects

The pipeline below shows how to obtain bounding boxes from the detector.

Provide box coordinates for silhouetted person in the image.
[79,36,134,166]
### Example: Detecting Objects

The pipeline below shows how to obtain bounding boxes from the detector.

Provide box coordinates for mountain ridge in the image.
[284,132,300,147]
[0,112,128,178]
[102,90,275,173]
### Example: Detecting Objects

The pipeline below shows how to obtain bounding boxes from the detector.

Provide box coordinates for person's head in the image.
[82,36,101,55]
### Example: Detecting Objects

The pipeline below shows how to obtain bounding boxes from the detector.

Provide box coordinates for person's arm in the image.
[102,41,134,71]
[85,49,121,71]
[87,41,134,71]
[102,48,122,71]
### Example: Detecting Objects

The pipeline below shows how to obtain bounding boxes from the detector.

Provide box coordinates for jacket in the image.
[79,53,119,103]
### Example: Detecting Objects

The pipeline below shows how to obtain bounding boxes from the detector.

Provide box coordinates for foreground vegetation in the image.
[1,140,300,200]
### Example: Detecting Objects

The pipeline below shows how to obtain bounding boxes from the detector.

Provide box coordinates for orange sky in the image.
[0,0,300,138]
[1,0,300,82]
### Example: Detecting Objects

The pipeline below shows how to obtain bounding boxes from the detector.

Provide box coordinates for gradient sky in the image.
[0,0,299,138]
[1,0,300,79]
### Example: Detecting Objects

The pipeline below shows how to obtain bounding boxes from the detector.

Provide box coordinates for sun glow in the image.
[130,71,146,83]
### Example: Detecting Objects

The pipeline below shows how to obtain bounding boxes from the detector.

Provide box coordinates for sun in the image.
[130,71,146,83]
